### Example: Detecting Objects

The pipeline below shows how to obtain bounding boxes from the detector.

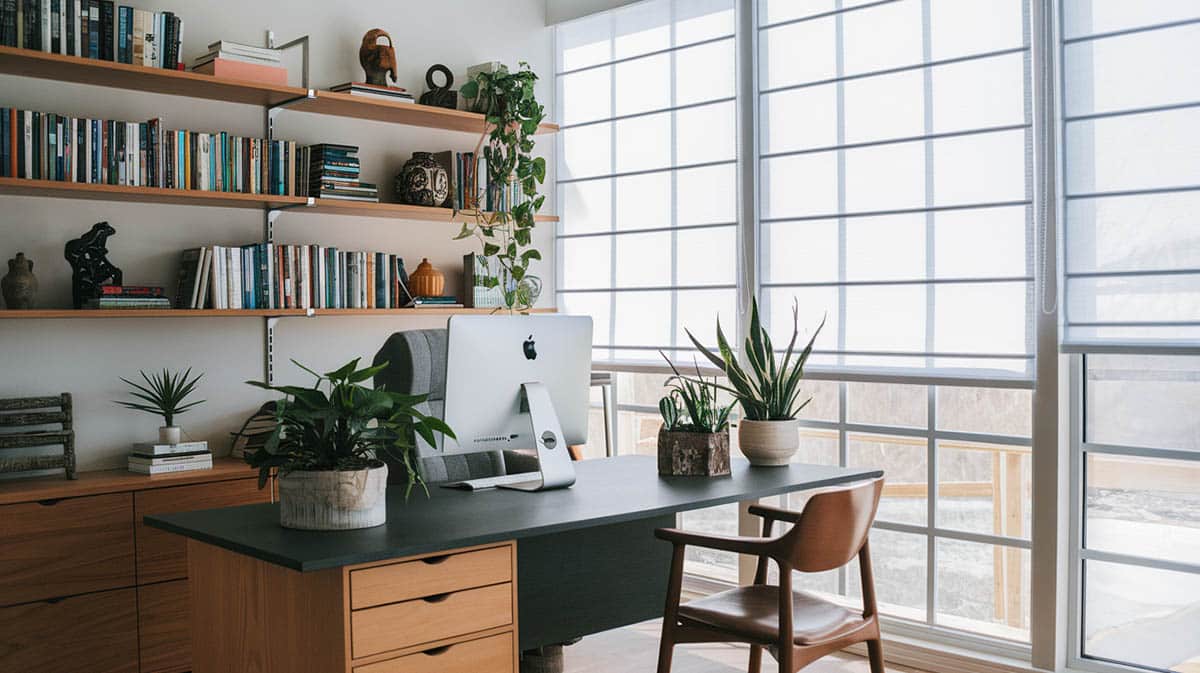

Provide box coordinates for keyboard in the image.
[441,472,542,491]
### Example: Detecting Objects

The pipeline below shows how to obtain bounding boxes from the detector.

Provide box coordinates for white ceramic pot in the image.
[159,426,182,445]
[737,419,800,466]
[277,464,389,530]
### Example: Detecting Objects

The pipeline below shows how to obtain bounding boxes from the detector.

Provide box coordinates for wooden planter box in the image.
[657,427,731,477]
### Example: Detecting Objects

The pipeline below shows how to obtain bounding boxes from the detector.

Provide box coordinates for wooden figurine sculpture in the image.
[359,29,397,87]
[64,221,123,309]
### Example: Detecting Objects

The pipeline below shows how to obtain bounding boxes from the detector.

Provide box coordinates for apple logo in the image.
[523,334,537,360]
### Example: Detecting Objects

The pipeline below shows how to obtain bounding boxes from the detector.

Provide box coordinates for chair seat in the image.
[677,585,869,646]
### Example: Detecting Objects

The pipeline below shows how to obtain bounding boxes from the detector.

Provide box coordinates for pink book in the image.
[193,58,288,86]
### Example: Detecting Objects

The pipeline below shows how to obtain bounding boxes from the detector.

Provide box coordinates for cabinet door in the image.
[134,478,268,583]
[0,587,139,673]
[0,492,135,606]
[138,579,190,673]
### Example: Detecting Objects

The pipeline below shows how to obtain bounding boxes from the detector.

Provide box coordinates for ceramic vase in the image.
[1,252,38,309]
[159,426,182,445]
[277,464,389,530]
[737,419,800,466]
[396,152,450,207]
[409,258,445,297]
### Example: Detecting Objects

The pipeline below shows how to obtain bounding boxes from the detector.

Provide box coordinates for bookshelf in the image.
[0,308,556,320]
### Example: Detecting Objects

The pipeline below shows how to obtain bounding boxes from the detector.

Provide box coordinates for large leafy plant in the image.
[455,62,547,312]
[658,354,735,434]
[116,368,204,427]
[244,358,454,497]
[686,298,825,421]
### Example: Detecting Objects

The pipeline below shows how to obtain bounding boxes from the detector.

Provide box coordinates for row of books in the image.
[83,284,168,309]
[177,244,420,311]
[442,150,530,213]
[0,1,184,70]
[128,441,211,475]
[0,107,307,195]
[309,143,377,202]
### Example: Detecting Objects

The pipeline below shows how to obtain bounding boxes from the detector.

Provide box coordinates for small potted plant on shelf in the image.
[454,62,547,313]
[116,368,205,445]
[685,298,824,466]
[244,358,454,531]
[656,355,736,477]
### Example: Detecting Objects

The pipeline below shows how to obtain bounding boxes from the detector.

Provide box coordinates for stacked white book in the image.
[128,441,213,475]
[193,40,282,68]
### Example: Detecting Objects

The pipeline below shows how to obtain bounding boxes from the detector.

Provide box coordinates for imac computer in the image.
[440,314,593,491]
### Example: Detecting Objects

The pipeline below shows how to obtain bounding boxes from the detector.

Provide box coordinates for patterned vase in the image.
[1,252,38,309]
[396,152,449,207]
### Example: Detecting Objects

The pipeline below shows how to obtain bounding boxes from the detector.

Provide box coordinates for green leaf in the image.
[460,79,479,99]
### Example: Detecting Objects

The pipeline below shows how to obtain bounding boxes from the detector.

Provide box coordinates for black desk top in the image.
[144,456,882,572]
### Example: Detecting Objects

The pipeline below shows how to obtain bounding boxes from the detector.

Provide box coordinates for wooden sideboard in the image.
[0,459,270,673]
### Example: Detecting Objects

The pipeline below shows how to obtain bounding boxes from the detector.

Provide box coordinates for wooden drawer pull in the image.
[37,498,63,506]
[420,555,450,565]
[421,592,451,603]
[421,645,452,657]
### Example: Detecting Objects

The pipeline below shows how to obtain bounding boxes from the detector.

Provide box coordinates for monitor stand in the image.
[499,382,577,492]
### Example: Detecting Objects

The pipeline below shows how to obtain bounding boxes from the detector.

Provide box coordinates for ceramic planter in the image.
[657,426,731,477]
[278,464,388,530]
[159,426,182,445]
[737,419,800,466]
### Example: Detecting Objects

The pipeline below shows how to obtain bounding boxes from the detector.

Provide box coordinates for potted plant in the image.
[116,368,204,445]
[245,358,453,531]
[454,62,547,313]
[657,355,736,477]
[685,298,824,466]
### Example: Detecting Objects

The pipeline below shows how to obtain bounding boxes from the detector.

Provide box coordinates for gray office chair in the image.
[372,329,537,484]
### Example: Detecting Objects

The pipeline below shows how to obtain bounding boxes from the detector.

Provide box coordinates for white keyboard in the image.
[441,472,542,491]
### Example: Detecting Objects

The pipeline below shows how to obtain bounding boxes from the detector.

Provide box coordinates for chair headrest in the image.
[372,329,448,400]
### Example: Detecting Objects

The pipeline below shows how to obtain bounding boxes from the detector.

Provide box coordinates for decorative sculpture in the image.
[418,64,457,109]
[396,152,450,207]
[64,221,123,309]
[1,252,38,309]
[359,29,397,87]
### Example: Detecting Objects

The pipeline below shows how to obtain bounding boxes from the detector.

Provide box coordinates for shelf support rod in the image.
[263,317,279,385]
[266,31,311,89]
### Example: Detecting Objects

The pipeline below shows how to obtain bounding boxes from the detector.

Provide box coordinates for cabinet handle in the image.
[421,645,452,657]
[421,592,451,603]
[420,554,449,565]
[37,498,63,506]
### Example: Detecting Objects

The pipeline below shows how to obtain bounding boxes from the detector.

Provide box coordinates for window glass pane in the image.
[932,129,1027,206]
[759,17,838,90]
[1068,275,1200,332]
[846,213,927,281]
[676,39,736,106]
[929,0,1025,60]
[935,539,1030,642]
[935,281,1030,356]
[676,164,737,226]
[676,101,736,166]
[1062,0,1200,40]
[760,85,839,154]
[676,226,737,286]
[797,383,841,424]
[848,528,927,621]
[843,70,924,144]
[934,206,1029,279]
[560,237,612,289]
[847,382,927,429]
[561,292,612,346]
[1064,24,1200,117]
[1065,108,1200,195]
[931,52,1027,133]
[765,287,840,364]
[680,505,740,583]
[1085,355,1200,452]
[676,289,737,347]
[615,171,670,231]
[561,123,612,180]
[1065,192,1200,274]
[937,442,1031,538]
[844,141,926,213]
[556,12,612,72]
[1083,560,1200,671]
[614,232,671,288]
[615,53,671,117]
[844,285,926,354]
[560,180,612,236]
[1086,454,1200,566]
[613,0,671,60]
[841,0,923,76]
[615,112,671,173]
[936,386,1032,436]
[758,0,883,25]
[559,66,612,126]
[614,291,672,347]
[675,0,736,45]
[849,433,927,525]
[761,153,840,219]
[761,219,839,285]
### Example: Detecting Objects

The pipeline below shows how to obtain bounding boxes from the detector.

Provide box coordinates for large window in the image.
[554,0,739,365]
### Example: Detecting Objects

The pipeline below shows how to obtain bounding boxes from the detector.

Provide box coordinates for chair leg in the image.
[655,625,675,673]
[748,644,762,673]
[867,638,885,673]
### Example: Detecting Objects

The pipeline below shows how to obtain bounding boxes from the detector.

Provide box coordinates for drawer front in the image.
[135,477,267,584]
[350,545,512,610]
[138,579,191,673]
[351,583,513,659]
[354,632,514,673]
[0,587,139,673]
[0,492,135,605]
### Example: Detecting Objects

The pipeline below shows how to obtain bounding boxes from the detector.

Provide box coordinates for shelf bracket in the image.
[266,31,311,89]
[263,317,280,385]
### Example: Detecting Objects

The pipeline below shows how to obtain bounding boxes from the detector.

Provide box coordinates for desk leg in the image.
[517,513,675,651]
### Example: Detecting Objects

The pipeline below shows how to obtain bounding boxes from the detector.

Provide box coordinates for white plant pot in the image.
[277,464,388,530]
[737,419,800,466]
[159,426,182,445]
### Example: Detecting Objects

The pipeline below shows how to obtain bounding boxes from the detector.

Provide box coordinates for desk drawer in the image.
[351,582,512,659]
[0,492,135,605]
[0,587,139,673]
[353,631,514,673]
[350,545,511,609]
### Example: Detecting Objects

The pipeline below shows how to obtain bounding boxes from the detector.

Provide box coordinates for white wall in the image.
[0,0,556,471]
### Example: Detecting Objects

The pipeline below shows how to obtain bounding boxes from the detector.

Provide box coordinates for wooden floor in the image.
[565,620,924,673]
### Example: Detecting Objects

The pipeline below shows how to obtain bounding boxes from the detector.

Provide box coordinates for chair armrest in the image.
[655,527,773,556]
[747,503,803,524]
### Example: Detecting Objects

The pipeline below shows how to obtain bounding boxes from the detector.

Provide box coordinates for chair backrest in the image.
[372,329,506,484]
[779,478,884,573]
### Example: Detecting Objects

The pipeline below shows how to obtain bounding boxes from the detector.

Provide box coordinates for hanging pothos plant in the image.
[455,62,547,313]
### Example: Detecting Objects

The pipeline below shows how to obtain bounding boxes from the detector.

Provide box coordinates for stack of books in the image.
[192,40,286,86]
[446,150,529,212]
[308,144,377,202]
[84,285,170,310]
[128,440,212,475]
[0,2,185,70]
[0,106,307,196]
[408,295,463,309]
[328,82,414,104]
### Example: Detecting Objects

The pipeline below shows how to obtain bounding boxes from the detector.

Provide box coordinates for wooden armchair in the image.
[654,478,885,673]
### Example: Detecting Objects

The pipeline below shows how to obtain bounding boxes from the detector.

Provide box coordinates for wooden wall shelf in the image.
[0,308,555,320]
[0,46,560,134]
[0,178,558,222]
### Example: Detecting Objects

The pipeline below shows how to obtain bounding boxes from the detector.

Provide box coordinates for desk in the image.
[146,456,881,673]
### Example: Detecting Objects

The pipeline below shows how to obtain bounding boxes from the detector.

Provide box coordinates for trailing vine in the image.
[455,62,547,312]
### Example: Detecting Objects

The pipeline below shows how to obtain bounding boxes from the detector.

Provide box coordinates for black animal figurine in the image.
[418,64,458,109]
[64,222,122,308]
